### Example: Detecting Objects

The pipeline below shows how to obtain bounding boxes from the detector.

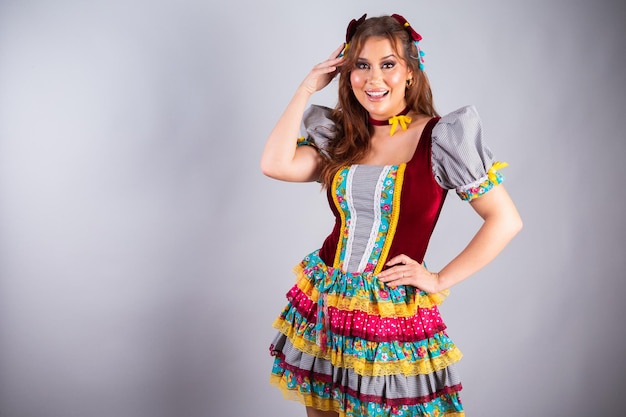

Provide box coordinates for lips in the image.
[366,90,389,101]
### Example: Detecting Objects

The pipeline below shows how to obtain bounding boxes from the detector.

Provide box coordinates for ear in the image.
[406,71,415,88]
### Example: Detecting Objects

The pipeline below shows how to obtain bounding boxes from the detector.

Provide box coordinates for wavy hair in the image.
[319,15,438,188]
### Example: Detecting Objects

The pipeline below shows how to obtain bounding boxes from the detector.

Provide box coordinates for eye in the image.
[355,62,370,70]
[382,61,396,69]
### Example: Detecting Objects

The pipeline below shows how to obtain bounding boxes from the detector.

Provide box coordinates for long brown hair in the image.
[319,15,438,188]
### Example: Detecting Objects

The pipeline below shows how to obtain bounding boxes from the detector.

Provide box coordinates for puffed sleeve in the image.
[296,105,335,158]
[431,105,508,201]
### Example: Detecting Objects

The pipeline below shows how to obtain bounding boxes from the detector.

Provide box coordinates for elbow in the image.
[260,160,271,177]
[260,166,279,180]
[260,158,280,179]
[487,211,523,240]
[260,159,294,180]
[508,213,524,238]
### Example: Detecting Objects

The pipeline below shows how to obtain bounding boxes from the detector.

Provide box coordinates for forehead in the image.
[357,36,404,59]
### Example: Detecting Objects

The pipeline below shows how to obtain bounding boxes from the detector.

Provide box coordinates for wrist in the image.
[297,83,316,97]
[433,271,447,293]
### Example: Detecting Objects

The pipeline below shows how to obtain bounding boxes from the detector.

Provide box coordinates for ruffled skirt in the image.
[269,251,465,417]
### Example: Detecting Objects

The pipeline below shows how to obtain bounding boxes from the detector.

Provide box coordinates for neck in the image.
[368,106,411,126]
[368,106,413,136]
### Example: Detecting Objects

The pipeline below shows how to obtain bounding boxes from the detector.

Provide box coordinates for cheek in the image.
[386,71,405,87]
[350,71,366,88]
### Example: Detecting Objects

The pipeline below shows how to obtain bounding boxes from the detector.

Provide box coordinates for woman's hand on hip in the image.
[376,254,442,294]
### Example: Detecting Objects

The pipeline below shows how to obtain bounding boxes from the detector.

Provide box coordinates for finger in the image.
[317,46,346,69]
[378,266,407,282]
[383,275,409,289]
[385,254,413,267]
[311,66,338,76]
[313,58,341,72]
[329,43,346,59]
[376,263,399,278]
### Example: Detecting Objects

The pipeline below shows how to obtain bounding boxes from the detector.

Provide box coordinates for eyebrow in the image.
[356,54,397,61]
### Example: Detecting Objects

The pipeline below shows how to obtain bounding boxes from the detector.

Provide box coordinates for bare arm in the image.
[377,185,523,292]
[260,45,345,182]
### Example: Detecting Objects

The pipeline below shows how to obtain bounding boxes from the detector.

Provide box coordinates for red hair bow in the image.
[345,13,367,43]
[391,13,422,42]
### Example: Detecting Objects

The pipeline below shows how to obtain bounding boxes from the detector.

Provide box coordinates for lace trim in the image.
[270,374,344,412]
[457,161,508,201]
[270,374,465,417]
[273,351,463,406]
[294,262,449,317]
[284,297,447,342]
[356,165,390,273]
[273,317,463,377]
[374,163,405,275]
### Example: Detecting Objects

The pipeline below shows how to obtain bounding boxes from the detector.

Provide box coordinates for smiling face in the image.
[349,36,413,120]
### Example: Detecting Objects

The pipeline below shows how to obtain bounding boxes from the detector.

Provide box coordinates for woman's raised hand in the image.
[260,45,345,182]
[300,44,346,95]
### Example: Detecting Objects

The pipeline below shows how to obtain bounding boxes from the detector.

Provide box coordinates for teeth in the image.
[367,91,387,97]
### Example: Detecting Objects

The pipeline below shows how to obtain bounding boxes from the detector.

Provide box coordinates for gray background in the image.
[1,0,624,416]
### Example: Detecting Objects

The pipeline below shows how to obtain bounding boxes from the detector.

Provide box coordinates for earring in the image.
[406,78,414,88]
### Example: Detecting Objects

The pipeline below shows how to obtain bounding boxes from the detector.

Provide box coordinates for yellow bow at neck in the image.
[388,115,412,136]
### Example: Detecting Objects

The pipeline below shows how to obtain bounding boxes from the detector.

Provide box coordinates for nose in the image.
[367,66,383,83]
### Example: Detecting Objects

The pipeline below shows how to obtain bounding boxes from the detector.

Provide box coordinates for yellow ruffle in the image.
[294,263,449,318]
[270,374,342,411]
[273,316,463,377]
[270,374,465,417]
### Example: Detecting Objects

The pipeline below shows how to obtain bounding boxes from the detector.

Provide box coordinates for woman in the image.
[260,13,522,417]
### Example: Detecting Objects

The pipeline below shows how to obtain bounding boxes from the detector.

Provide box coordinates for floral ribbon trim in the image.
[457,161,508,201]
